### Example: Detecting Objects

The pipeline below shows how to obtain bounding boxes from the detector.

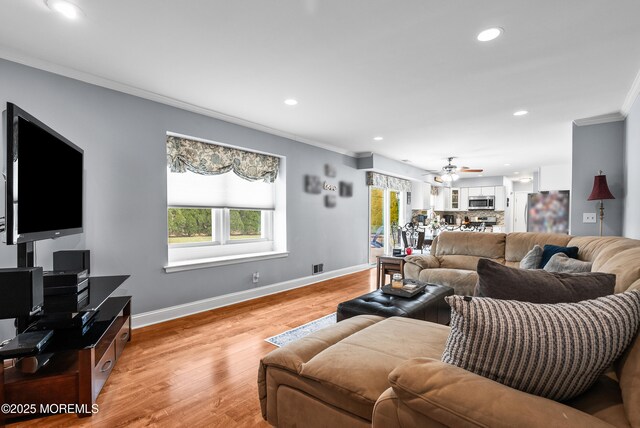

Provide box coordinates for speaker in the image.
[53,250,91,274]
[0,267,44,319]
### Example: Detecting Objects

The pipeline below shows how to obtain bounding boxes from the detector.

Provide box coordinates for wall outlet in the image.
[583,213,597,224]
[312,263,324,275]
[252,272,260,283]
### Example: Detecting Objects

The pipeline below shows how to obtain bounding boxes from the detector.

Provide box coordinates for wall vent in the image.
[312,263,324,275]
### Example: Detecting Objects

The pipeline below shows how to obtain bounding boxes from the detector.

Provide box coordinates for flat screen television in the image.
[4,103,84,244]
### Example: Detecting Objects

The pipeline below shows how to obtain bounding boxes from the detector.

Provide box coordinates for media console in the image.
[0,276,131,425]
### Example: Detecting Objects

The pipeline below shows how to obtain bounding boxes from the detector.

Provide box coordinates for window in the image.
[166,134,286,269]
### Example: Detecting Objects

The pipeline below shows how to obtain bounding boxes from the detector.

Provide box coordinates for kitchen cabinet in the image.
[460,188,469,211]
[450,188,460,211]
[434,187,447,211]
[481,186,496,196]
[468,186,496,197]
[494,186,506,211]
[468,187,482,197]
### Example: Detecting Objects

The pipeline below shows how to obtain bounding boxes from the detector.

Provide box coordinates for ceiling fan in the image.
[429,157,483,183]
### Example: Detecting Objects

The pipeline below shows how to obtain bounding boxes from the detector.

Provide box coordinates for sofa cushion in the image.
[299,317,449,406]
[434,232,506,270]
[442,292,640,401]
[417,268,477,296]
[474,259,614,303]
[259,315,384,422]
[505,232,572,264]
[540,244,579,268]
[543,253,592,273]
[519,245,543,269]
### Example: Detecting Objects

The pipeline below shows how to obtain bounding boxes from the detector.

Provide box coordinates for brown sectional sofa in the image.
[404,231,640,296]
[259,232,640,427]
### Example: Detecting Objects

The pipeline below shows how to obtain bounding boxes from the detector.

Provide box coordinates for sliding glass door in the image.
[369,187,404,264]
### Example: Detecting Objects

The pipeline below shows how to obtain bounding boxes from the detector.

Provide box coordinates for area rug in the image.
[265,313,337,347]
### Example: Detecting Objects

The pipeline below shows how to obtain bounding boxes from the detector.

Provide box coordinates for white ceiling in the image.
[1,0,640,178]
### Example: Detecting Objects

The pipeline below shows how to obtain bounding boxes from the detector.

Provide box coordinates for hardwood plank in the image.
[9,268,376,427]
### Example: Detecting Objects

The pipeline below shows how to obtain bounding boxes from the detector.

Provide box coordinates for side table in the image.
[376,255,405,289]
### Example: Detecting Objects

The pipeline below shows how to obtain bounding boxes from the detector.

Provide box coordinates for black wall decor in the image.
[325,195,337,208]
[324,164,337,177]
[304,175,322,194]
[339,181,353,197]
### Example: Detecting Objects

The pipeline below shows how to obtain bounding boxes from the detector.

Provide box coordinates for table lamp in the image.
[587,170,615,236]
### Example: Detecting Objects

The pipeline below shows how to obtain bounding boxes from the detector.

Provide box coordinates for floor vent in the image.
[312,263,324,275]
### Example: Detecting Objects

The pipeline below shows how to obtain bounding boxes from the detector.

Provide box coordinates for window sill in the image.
[164,251,289,273]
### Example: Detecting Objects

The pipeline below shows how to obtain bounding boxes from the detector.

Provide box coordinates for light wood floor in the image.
[12,268,377,428]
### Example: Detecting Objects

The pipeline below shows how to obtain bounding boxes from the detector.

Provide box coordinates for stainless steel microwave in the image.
[468,195,495,210]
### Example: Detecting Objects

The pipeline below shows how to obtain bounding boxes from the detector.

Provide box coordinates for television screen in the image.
[5,103,83,244]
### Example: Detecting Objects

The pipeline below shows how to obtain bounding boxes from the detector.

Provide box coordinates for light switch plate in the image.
[583,213,597,223]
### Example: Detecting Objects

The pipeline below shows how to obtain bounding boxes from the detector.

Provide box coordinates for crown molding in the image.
[0,48,357,157]
[573,112,625,127]
[622,67,640,116]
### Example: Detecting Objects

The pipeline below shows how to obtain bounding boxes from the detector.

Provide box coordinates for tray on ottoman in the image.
[381,279,426,298]
[337,281,454,324]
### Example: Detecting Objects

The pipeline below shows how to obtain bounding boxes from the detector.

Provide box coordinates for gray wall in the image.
[0,59,372,340]
[571,121,624,236]
[624,96,640,239]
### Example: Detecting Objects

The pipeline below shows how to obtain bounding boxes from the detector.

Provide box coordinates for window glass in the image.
[168,208,213,244]
[229,209,262,241]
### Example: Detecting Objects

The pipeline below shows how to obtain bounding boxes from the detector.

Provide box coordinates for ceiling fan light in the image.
[450,173,459,181]
[441,174,452,182]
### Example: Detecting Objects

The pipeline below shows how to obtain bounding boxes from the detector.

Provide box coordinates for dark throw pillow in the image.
[474,258,614,303]
[442,292,640,401]
[539,244,579,268]
[519,245,543,270]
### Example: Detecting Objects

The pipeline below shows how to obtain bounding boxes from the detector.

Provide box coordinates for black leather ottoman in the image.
[337,282,454,324]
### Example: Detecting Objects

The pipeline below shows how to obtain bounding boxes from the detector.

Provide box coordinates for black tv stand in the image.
[0,276,131,425]
[16,242,35,269]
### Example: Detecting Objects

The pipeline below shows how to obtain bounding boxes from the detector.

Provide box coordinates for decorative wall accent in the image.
[323,182,337,191]
[304,175,322,194]
[366,172,411,192]
[167,136,280,183]
[339,181,353,197]
[324,164,337,177]
[325,195,337,208]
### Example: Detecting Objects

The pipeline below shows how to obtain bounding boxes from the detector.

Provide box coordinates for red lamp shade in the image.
[587,174,615,201]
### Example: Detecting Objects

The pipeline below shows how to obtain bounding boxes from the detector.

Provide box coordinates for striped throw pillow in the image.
[442,291,640,401]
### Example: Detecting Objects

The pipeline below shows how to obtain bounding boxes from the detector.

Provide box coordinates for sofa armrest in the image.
[387,358,615,428]
[404,255,441,270]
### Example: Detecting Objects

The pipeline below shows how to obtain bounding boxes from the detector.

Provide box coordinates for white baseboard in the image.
[132,264,371,328]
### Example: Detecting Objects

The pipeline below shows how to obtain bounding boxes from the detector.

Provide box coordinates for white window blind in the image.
[167,169,276,210]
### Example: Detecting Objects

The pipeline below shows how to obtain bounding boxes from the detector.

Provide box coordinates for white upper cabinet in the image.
[494,186,506,211]
[460,188,469,211]
[481,186,496,196]
[468,187,482,197]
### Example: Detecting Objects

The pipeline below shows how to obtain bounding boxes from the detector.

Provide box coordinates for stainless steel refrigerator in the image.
[527,191,570,234]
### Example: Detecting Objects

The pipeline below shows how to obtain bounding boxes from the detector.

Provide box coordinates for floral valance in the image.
[167,136,280,183]
[366,172,412,192]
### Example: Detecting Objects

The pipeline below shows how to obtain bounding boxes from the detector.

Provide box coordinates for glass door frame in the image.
[368,186,405,263]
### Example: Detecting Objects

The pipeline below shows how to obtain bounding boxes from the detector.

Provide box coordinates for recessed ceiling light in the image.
[478,174,484,177]
[45,0,83,19]
[284,99,298,106]
[504,163,511,166]
[514,171,520,174]
[373,136,383,141]
[513,110,528,116]
[477,27,503,42]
